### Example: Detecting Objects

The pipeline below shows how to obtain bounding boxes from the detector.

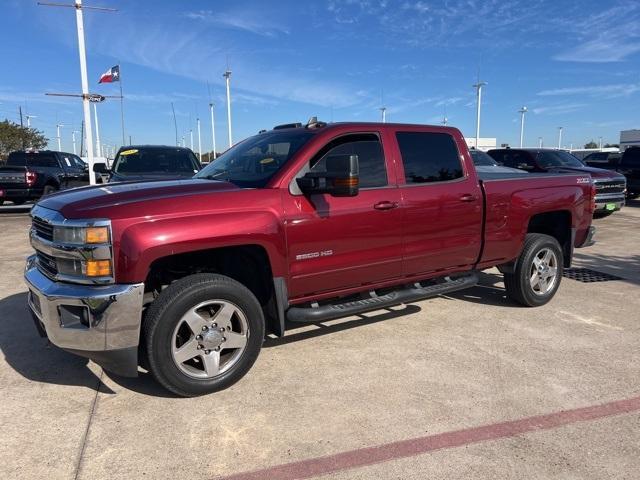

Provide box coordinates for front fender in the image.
[114,210,287,283]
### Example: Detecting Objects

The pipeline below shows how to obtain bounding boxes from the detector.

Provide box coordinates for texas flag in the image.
[98,65,120,83]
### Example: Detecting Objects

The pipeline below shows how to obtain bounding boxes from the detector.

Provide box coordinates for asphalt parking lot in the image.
[1,202,639,480]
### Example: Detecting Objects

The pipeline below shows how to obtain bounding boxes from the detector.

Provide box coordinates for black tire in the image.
[42,184,58,197]
[143,273,264,397]
[627,193,639,200]
[593,210,614,219]
[504,233,563,307]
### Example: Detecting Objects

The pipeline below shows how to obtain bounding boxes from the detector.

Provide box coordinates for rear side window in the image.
[7,152,58,167]
[395,132,463,184]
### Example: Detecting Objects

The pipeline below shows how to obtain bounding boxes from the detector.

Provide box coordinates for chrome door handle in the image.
[459,194,477,202]
[374,201,398,210]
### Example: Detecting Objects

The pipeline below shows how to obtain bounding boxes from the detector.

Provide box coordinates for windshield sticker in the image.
[260,157,275,164]
[120,149,139,156]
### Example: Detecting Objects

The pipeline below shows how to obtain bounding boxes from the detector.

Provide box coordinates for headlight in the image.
[53,226,110,244]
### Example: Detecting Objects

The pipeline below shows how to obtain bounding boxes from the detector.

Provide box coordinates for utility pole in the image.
[56,123,64,151]
[93,102,101,158]
[209,102,217,160]
[518,106,527,148]
[72,130,78,154]
[473,79,487,151]
[557,127,563,149]
[197,117,202,161]
[223,68,233,148]
[379,106,387,123]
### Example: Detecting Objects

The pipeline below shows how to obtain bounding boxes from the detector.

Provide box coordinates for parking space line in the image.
[217,395,640,480]
[73,369,104,480]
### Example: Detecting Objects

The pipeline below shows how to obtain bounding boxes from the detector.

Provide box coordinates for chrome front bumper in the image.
[594,193,625,211]
[25,255,144,376]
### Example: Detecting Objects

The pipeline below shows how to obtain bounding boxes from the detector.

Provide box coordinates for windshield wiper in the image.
[201,170,230,180]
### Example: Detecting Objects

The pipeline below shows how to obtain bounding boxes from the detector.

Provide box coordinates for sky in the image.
[1,0,639,154]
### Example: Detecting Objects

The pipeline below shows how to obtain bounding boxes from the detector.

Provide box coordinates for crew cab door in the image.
[283,132,402,299]
[60,154,90,188]
[393,129,483,276]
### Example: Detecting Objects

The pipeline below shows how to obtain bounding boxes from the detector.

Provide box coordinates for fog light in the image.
[84,259,112,277]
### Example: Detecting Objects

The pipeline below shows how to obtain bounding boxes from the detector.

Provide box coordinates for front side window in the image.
[396,132,463,184]
[309,134,387,188]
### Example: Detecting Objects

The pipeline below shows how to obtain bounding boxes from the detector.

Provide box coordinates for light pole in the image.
[25,115,37,128]
[538,136,543,148]
[56,123,64,151]
[93,102,101,158]
[598,136,603,150]
[223,69,233,148]
[74,0,96,183]
[72,130,78,154]
[197,117,202,161]
[209,102,217,160]
[557,127,563,149]
[380,106,387,123]
[473,80,487,151]
[441,116,448,126]
[181,135,185,148]
[518,106,527,148]
[190,129,194,151]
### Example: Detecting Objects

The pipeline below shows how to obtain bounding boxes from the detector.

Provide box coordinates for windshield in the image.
[113,148,199,176]
[195,130,315,188]
[537,150,584,168]
[470,150,498,166]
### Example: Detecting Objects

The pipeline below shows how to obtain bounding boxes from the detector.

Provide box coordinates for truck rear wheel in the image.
[143,273,264,397]
[504,233,563,307]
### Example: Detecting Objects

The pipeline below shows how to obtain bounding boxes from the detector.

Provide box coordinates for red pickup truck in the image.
[25,121,595,396]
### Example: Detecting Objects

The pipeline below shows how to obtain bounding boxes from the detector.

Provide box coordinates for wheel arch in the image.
[526,210,572,267]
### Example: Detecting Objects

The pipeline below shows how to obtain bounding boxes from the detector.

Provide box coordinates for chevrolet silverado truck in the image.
[24,121,596,397]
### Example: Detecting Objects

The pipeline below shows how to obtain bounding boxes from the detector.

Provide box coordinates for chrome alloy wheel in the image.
[529,247,559,296]
[171,300,249,379]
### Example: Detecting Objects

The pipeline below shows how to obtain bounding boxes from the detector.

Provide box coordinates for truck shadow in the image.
[0,292,115,394]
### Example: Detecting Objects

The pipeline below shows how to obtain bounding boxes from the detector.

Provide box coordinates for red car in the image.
[25,121,595,396]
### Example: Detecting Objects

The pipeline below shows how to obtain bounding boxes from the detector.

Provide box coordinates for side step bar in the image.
[286,272,479,324]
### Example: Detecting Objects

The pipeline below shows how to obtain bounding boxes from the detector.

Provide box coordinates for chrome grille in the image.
[36,250,58,278]
[594,179,626,195]
[32,216,54,241]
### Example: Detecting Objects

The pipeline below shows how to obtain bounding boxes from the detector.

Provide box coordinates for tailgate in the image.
[0,167,27,187]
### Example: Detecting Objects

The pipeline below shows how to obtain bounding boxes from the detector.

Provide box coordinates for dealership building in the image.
[620,129,640,152]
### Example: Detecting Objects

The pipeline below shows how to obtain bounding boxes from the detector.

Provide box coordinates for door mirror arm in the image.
[296,154,360,197]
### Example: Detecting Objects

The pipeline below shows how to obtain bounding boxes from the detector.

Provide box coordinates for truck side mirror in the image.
[297,154,359,197]
[93,163,109,174]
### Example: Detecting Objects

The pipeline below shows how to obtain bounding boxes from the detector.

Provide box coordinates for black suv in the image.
[488,148,627,217]
[97,145,201,183]
[0,150,89,205]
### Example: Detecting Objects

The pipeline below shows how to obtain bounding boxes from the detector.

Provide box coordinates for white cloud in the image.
[531,103,587,115]
[537,83,640,98]
[184,10,289,37]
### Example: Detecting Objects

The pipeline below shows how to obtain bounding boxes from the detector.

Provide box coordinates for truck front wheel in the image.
[143,273,265,397]
[504,233,563,307]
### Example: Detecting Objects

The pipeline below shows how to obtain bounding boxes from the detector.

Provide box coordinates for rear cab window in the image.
[113,148,200,176]
[395,131,463,184]
[7,152,59,168]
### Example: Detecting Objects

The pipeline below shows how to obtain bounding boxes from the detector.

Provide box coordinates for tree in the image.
[584,140,598,149]
[604,143,619,149]
[0,119,48,161]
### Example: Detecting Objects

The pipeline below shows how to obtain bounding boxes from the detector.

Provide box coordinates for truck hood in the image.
[38,179,241,218]
[546,165,625,180]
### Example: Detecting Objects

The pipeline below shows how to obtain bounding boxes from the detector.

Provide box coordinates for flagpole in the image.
[118,63,125,146]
